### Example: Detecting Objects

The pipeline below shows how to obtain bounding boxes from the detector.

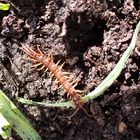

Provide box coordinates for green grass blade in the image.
[0,113,11,139]
[83,21,140,102]
[0,3,10,10]
[0,90,41,140]
[18,97,74,108]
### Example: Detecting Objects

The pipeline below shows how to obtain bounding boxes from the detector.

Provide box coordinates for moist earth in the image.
[0,0,140,140]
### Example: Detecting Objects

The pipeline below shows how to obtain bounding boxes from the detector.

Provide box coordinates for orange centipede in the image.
[21,44,85,108]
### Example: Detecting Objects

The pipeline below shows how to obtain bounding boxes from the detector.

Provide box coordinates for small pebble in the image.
[118,121,127,134]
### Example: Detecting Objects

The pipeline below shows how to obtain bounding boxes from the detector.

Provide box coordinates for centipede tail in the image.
[21,44,85,108]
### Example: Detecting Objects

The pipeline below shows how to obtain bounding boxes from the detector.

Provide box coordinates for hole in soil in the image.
[0,83,3,89]
[117,12,125,20]
[126,70,139,86]
[64,12,106,53]
[1,57,11,69]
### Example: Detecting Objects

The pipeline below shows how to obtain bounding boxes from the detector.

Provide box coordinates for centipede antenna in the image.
[21,47,35,58]
[20,44,37,58]
[21,47,31,56]
[37,46,44,55]
[21,57,32,61]
[22,44,40,58]
[22,45,35,54]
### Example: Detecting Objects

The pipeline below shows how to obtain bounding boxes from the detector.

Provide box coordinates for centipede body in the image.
[21,45,84,108]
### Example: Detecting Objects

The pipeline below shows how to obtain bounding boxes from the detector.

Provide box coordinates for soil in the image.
[0,0,140,140]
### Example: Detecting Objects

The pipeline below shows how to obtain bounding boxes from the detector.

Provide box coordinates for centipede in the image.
[21,44,85,108]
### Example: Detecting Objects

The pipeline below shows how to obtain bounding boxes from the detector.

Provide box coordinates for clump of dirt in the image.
[0,0,140,139]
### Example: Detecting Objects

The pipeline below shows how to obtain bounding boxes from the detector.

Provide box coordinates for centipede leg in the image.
[76,89,85,93]
[54,79,59,84]
[66,92,70,98]
[56,60,61,66]
[30,58,38,62]
[65,107,93,119]
[62,73,71,80]
[37,65,45,71]
[30,63,42,68]
[71,81,78,87]
[49,73,54,78]
[47,53,53,61]
[59,62,65,70]
[64,108,80,120]
[45,68,48,73]
[81,107,93,118]
[47,69,54,81]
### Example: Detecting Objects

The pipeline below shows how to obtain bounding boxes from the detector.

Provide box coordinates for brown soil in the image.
[0,0,140,140]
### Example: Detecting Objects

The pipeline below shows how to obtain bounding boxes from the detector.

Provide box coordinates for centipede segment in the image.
[21,44,84,108]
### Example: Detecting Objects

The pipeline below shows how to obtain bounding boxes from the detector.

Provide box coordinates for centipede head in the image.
[21,44,42,60]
